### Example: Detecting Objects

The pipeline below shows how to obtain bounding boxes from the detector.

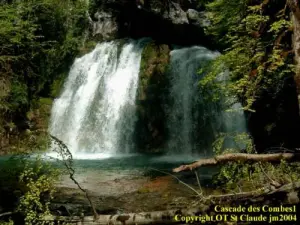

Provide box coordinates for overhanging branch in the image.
[173,153,298,173]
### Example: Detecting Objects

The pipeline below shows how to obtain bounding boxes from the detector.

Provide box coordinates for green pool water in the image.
[0,153,219,195]
[0,153,220,214]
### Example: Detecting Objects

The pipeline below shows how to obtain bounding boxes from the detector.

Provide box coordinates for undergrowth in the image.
[212,133,300,193]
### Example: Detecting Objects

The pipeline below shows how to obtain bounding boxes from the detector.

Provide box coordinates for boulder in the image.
[92,10,118,40]
[187,9,210,27]
[161,2,189,25]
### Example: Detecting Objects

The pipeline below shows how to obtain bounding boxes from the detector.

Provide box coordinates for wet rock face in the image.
[160,2,189,25]
[135,42,170,152]
[187,9,210,27]
[92,11,118,40]
[89,0,212,46]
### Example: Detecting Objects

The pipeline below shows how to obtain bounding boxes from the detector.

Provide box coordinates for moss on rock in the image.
[78,40,98,57]
[135,41,170,152]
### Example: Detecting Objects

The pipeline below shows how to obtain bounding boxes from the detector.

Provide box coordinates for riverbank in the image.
[48,154,217,215]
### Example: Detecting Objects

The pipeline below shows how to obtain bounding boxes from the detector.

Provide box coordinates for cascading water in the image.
[49,39,246,159]
[49,39,146,157]
[166,46,247,155]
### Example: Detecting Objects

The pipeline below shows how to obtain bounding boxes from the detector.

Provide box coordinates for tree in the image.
[202,0,294,111]
[0,0,88,151]
[287,0,300,112]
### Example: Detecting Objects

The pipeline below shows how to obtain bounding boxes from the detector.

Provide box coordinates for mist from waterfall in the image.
[49,39,146,157]
[48,40,247,159]
[166,46,247,155]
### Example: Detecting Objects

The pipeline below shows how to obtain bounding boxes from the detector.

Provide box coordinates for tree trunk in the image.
[41,209,193,225]
[288,0,300,111]
[39,181,300,224]
[172,153,298,172]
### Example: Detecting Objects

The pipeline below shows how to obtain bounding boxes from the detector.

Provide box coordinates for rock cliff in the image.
[89,0,213,47]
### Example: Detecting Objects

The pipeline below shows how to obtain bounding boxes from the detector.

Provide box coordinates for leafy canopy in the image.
[0,0,88,134]
[201,0,294,111]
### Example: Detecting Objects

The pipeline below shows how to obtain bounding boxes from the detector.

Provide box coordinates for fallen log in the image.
[39,181,300,224]
[41,208,198,225]
[206,181,300,201]
[173,153,298,173]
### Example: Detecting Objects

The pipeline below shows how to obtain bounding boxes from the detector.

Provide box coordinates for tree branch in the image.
[41,208,198,225]
[173,153,298,172]
[39,180,300,224]
[287,0,300,21]
[0,212,13,217]
[149,168,202,196]
[50,135,99,220]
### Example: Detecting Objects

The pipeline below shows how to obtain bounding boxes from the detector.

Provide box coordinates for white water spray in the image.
[49,40,146,156]
[166,46,247,155]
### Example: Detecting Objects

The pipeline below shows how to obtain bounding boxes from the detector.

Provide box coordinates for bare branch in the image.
[50,135,99,220]
[173,153,298,173]
[0,212,13,217]
[149,168,203,197]
[194,170,203,195]
[38,181,300,224]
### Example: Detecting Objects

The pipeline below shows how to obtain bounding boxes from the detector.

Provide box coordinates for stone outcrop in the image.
[92,11,118,40]
[135,41,170,152]
[160,2,189,25]
[187,9,210,27]
[89,0,212,47]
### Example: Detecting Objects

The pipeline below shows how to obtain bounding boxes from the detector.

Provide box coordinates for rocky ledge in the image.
[89,0,212,47]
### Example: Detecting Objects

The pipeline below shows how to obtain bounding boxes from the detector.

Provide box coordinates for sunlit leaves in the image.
[269,19,292,35]
[0,155,59,225]
[243,14,269,33]
[205,0,247,44]
[0,0,88,134]
[17,157,58,225]
[202,0,294,110]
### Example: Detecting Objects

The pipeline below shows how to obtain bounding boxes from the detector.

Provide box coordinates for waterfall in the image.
[166,46,247,155]
[49,40,247,158]
[49,39,146,156]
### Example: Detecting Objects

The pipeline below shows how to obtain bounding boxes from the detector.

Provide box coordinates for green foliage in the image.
[8,82,28,112]
[0,221,14,225]
[202,0,294,111]
[215,159,300,192]
[0,155,59,224]
[194,0,212,10]
[198,59,227,103]
[0,0,88,146]
[78,40,98,58]
[205,0,247,45]
[17,158,58,224]
[212,133,300,191]
[211,133,255,189]
[212,132,254,155]
[138,41,170,99]
[268,19,292,35]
